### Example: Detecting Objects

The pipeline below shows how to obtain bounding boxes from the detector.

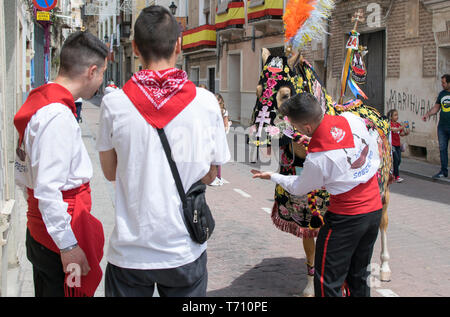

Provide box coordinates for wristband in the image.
[60,243,78,253]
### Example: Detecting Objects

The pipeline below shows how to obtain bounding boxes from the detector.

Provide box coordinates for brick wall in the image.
[325,0,436,79]
[386,0,436,78]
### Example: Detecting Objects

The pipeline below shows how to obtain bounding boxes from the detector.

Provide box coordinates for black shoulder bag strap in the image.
[157,128,188,208]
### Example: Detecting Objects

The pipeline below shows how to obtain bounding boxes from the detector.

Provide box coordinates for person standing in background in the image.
[388,109,409,183]
[422,74,450,179]
[209,93,230,186]
[75,98,83,123]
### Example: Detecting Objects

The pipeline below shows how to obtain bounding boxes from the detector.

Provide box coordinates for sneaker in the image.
[432,171,447,179]
[395,177,404,183]
[209,177,222,186]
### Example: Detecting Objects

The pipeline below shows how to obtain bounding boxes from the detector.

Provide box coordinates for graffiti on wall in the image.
[386,89,437,131]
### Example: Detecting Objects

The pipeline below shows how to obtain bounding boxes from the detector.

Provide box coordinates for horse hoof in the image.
[302,275,315,297]
[380,271,391,282]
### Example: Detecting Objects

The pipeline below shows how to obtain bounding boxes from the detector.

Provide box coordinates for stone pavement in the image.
[400,157,450,185]
[7,99,450,297]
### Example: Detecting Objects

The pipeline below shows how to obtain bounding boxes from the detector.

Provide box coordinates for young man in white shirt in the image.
[96,5,230,297]
[14,31,108,297]
[252,93,383,297]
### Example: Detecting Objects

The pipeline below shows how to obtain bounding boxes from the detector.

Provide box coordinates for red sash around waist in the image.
[328,175,382,215]
[26,183,104,297]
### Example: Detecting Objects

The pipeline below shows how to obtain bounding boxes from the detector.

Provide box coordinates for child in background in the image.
[75,98,83,123]
[388,109,409,183]
[209,94,230,186]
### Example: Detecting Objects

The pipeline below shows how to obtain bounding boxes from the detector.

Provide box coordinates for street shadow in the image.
[388,174,450,206]
[207,257,309,297]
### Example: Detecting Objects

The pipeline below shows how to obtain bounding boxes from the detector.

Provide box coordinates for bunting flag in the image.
[348,75,368,100]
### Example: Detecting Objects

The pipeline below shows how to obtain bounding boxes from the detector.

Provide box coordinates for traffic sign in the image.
[36,11,51,21]
[33,0,57,12]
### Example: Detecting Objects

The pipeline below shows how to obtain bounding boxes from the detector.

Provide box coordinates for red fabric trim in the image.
[182,24,216,35]
[14,83,76,146]
[228,1,244,8]
[308,114,355,153]
[215,19,245,29]
[182,40,217,50]
[123,68,197,129]
[27,183,104,297]
[320,229,333,297]
[248,8,283,20]
[270,202,319,239]
[328,175,382,215]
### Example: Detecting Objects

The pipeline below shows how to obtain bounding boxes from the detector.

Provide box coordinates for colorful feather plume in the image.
[283,0,335,51]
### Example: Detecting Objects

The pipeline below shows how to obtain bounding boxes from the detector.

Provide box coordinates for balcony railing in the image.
[215,0,245,31]
[182,24,217,51]
[247,0,283,22]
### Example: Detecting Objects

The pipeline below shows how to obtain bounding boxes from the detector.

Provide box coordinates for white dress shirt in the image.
[15,103,93,249]
[271,112,381,197]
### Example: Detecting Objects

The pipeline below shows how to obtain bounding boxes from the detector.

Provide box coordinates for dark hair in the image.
[134,5,181,63]
[279,93,323,124]
[442,74,450,84]
[59,31,108,76]
[386,109,398,120]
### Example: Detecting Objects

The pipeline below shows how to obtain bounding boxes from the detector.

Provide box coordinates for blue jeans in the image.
[392,146,402,178]
[75,102,82,122]
[438,124,450,175]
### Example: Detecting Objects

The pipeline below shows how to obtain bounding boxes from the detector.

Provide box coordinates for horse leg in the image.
[379,191,391,282]
[302,236,316,297]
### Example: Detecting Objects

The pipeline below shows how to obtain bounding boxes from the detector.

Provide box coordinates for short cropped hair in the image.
[59,31,108,76]
[134,5,181,63]
[279,93,323,124]
[442,74,450,84]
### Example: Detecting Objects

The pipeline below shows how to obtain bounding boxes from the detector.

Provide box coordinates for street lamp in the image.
[169,1,177,16]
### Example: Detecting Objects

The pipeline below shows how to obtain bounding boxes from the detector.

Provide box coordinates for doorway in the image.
[228,53,241,122]
[208,67,216,93]
[358,30,386,114]
[190,67,199,86]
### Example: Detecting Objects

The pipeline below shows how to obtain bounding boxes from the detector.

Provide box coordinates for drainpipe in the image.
[323,18,330,88]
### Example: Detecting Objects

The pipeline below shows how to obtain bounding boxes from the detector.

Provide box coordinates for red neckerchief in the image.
[123,68,197,129]
[308,114,355,153]
[14,83,76,146]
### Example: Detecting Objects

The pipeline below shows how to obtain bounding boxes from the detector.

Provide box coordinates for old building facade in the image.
[183,0,286,124]
[182,0,450,164]
[305,0,450,164]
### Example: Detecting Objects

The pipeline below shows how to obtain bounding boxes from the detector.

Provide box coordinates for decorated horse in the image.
[249,1,392,297]
[249,47,392,297]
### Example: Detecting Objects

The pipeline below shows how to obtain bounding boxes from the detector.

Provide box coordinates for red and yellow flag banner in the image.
[247,0,284,21]
[215,1,245,30]
[182,25,217,50]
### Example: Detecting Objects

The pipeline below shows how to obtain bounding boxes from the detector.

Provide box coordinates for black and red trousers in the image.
[314,209,382,297]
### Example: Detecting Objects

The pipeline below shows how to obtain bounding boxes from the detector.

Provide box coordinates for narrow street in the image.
[13,100,450,297]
